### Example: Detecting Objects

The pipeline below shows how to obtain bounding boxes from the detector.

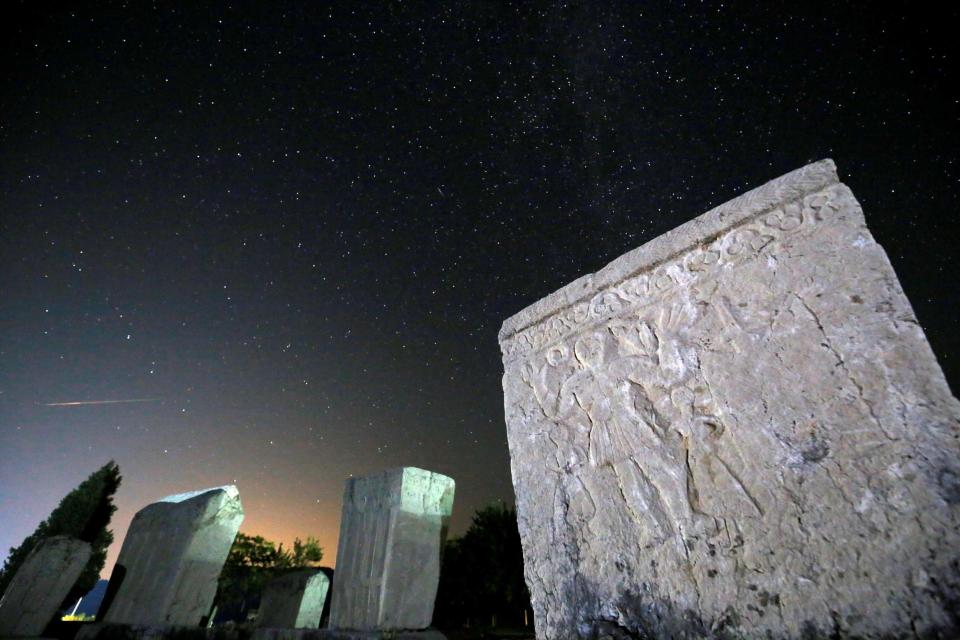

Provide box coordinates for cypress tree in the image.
[0,460,122,606]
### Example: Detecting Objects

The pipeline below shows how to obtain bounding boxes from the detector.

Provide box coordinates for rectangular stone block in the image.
[498,160,960,638]
[0,535,91,636]
[99,485,244,626]
[328,467,455,631]
[257,568,331,629]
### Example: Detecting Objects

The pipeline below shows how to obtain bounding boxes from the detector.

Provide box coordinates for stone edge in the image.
[342,467,455,512]
[497,158,840,349]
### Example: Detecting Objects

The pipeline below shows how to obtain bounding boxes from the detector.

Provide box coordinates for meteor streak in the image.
[42,398,158,407]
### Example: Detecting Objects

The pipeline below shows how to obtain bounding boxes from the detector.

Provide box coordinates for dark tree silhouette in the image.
[435,503,531,630]
[215,532,324,620]
[0,460,122,607]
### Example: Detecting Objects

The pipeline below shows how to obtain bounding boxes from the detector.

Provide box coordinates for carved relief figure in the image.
[521,297,766,548]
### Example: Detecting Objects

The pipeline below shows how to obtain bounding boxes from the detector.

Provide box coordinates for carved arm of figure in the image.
[520,348,585,422]
[556,368,592,422]
[520,360,554,419]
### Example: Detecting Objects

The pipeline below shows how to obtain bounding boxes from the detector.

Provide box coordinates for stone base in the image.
[254,630,446,640]
[74,626,444,640]
[75,623,249,640]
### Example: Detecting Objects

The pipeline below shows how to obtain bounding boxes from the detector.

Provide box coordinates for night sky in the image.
[1,2,957,574]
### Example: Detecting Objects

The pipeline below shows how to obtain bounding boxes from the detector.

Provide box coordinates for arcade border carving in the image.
[501,166,843,365]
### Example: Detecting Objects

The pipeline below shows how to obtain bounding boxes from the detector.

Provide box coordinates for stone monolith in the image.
[99,485,244,625]
[258,568,331,629]
[498,159,960,638]
[0,536,91,636]
[328,467,455,631]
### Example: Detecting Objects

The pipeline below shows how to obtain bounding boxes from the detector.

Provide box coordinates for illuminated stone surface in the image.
[0,535,91,636]
[258,568,331,629]
[328,467,454,631]
[499,160,960,638]
[100,485,244,625]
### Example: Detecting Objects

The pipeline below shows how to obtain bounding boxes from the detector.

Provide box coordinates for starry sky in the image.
[1,2,958,574]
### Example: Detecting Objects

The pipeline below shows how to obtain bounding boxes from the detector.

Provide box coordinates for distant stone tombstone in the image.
[0,535,91,636]
[99,485,244,625]
[328,467,455,631]
[257,568,331,629]
[498,160,960,638]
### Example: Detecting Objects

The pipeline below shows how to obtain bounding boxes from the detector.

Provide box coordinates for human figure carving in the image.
[521,299,766,548]
[550,330,693,544]
[618,302,765,522]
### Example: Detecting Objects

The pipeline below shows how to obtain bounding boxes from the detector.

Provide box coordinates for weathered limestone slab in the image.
[328,467,455,631]
[257,568,331,629]
[99,485,244,625]
[0,535,91,636]
[499,160,960,638]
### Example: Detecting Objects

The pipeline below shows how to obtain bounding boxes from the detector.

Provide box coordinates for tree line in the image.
[0,463,531,632]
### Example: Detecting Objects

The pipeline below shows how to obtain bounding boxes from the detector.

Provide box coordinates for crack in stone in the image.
[714,454,764,517]
[794,293,899,442]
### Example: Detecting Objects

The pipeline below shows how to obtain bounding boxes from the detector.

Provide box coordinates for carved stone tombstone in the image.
[499,160,960,638]
[99,485,244,625]
[257,568,331,629]
[0,536,91,636]
[328,467,455,631]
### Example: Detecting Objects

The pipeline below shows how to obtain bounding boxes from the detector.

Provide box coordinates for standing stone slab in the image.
[499,160,960,639]
[258,568,331,629]
[100,485,244,625]
[328,467,455,631]
[0,535,91,636]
